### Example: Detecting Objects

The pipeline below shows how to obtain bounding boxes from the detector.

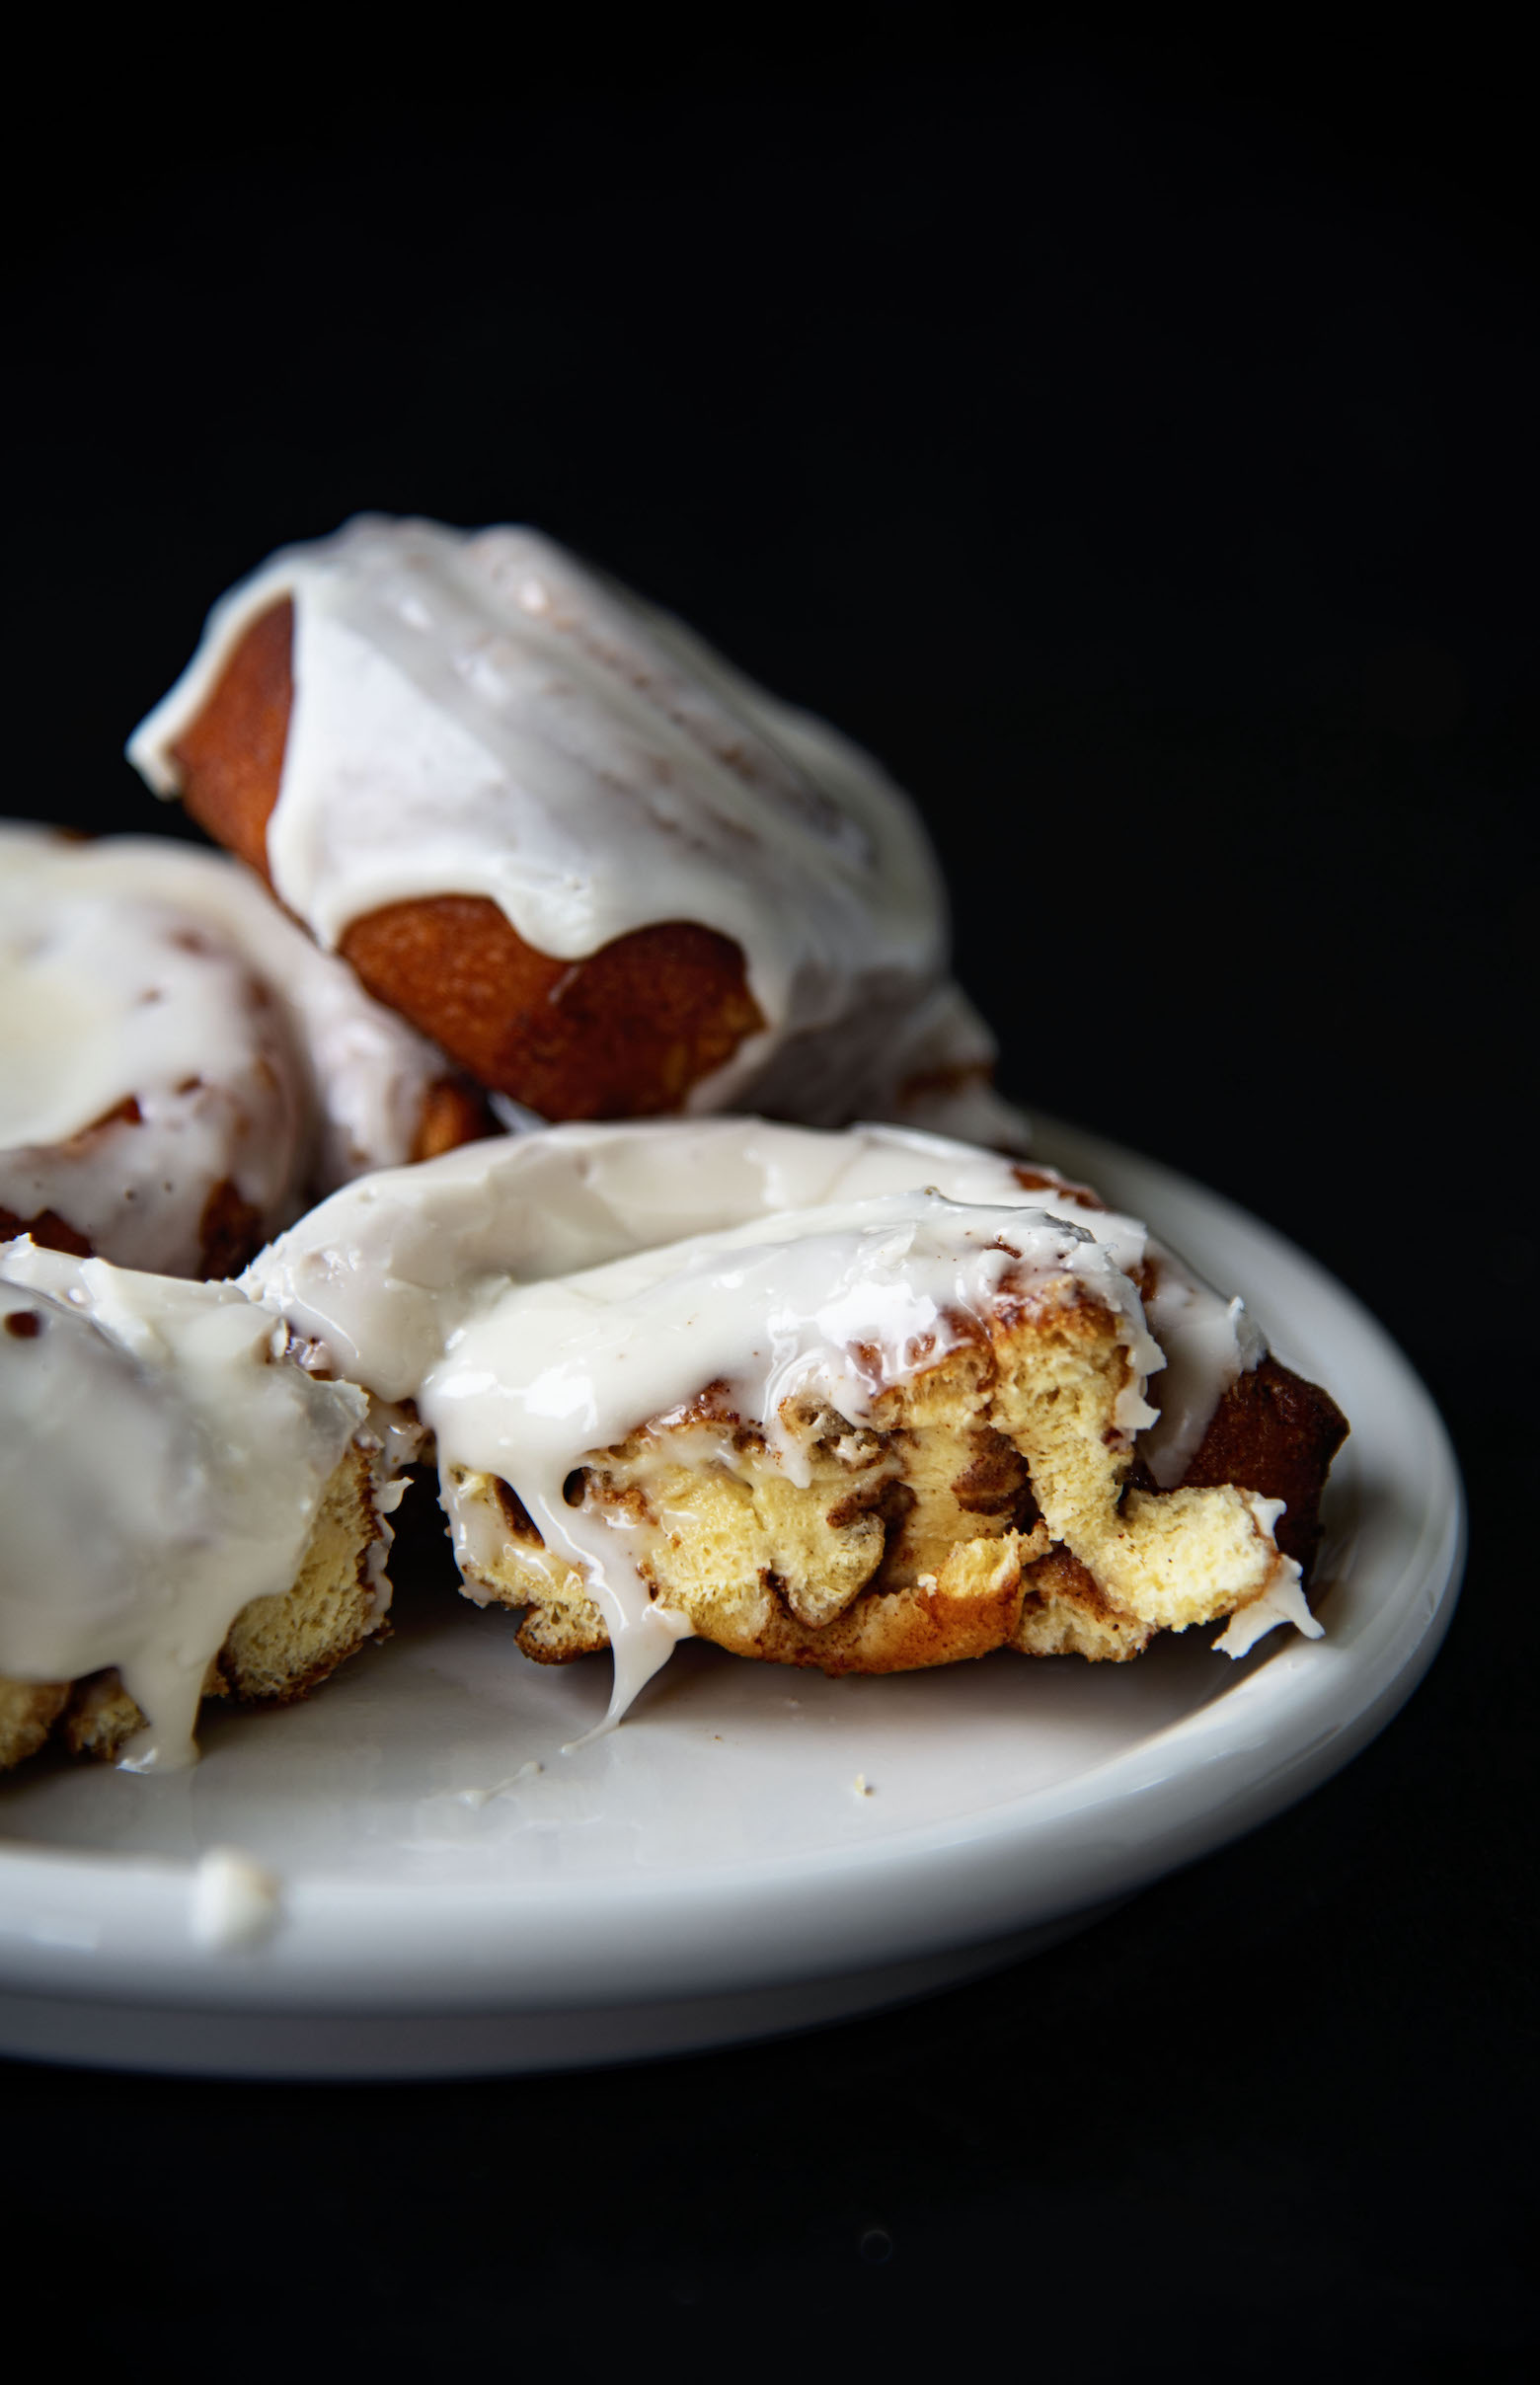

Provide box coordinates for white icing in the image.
[0,1241,376,1769]
[126,517,973,1123]
[244,1118,1164,1392]
[0,825,455,1271]
[426,1189,1158,1727]
[244,1116,1248,1440]
[1212,1502,1320,1656]
[1,840,303,1272]
[1140,1276,1268,1488]
[189,1847,282,1950]
[244,1116,1287,1714]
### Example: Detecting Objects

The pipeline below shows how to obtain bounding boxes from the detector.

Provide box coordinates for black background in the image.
[2,20,1533,2378]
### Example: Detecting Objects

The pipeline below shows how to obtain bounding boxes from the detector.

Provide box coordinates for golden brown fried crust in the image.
[340,898,764,1118]
[1012,1164,1106,1210]
[169,600,769,1117]
[2,1100,154,1263]
[412,1075,496,1160]
[1155,1356,1349,1568]
[169,594,293,881]
[196,1176,266,1278]
[7,1173,280,1286]
[0,1676,70,1772]
[0,1204,93,1258]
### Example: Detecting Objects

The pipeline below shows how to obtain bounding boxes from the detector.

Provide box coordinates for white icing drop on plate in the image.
[190,1847,282,1950]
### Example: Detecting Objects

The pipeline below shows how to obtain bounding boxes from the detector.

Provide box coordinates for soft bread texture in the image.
[0,1440,389,1773]
[450,1261,1347,1677]
[169,599,770,1118]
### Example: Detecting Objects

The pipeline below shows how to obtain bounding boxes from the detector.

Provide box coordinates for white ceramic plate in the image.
[0,1119,1463,2077]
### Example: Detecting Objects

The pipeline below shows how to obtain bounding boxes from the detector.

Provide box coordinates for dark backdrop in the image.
[3,23,1533,2377]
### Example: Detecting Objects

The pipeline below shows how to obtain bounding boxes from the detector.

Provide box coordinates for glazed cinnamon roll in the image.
[245,1118,1347,1729]
[0,825,486,1277]
[0,1240,411,1774]
[127,518,1026,1147]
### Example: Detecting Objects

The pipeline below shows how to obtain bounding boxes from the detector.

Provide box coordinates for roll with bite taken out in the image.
[244,1118,1348,1732]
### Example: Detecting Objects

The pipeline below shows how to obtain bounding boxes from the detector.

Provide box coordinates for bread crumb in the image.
[852,1772,874,1798]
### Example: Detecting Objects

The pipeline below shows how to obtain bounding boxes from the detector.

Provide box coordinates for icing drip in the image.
[126,518,985,1124]
[1212,1498,1321,1656]
[0,1242,374,1768]
[1140,1274,1268,1488]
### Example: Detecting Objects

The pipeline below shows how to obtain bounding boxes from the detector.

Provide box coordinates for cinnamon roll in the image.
[0,1240,411,1773]
[0,824,486,1277]
[127,518,1026,1146]
[245,1118,1347,1729]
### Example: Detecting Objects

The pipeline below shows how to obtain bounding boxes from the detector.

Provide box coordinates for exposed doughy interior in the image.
[443,1200,1311,1700]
